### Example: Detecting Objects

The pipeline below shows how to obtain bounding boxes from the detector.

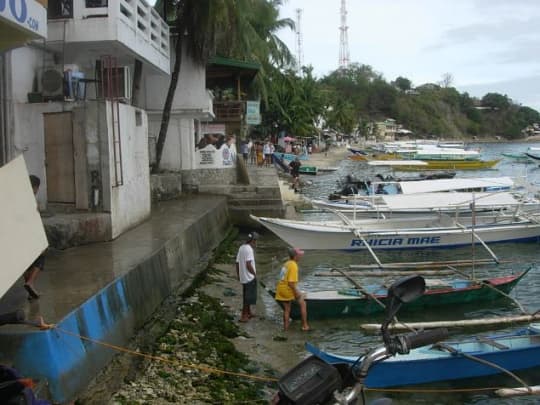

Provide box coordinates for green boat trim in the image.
[262,267,531,320]
[298,166,318,175]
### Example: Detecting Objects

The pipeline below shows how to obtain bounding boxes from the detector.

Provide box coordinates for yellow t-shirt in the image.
[275,260,298,301]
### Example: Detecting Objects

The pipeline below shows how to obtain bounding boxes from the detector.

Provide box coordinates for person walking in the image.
[23,175,45,300]
[236,232,259,322]
[275,247,310,331]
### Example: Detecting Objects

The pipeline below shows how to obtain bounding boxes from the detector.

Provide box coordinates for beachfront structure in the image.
[1,0,171,247]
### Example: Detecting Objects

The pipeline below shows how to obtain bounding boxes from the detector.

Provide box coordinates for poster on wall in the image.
[196,123,237,168]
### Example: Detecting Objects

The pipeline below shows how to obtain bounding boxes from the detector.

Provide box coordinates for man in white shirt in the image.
[236,232,259,322]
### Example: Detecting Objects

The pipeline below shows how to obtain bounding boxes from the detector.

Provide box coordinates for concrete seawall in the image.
[0,197,231,403]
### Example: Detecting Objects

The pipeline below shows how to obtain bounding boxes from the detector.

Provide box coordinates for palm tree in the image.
[153,0,250,172]
[153,1,295,172]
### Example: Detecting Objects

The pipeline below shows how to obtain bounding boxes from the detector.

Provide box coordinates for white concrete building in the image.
[1,0,171,247]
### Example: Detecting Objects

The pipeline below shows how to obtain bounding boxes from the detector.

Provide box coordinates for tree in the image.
[439,72,454,88]
[481,93,511,110]
[153,0,292,172]
[392,76,412,91]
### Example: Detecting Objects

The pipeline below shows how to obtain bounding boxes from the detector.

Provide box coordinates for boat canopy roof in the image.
[398,176,514,194]
[381,191,519,210]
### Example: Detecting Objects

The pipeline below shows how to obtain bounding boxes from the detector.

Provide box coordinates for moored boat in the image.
[312,191,540,219]
[305,323,540,388]
[251,213,540,251]
[395,159,501,171]
[263,269,530,319]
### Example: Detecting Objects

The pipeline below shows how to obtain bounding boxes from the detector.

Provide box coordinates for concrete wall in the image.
[105,102,151,238]
[182,167,236,189]
[144,45,213,172]
[143,46,207,112]
[0,199,230,403]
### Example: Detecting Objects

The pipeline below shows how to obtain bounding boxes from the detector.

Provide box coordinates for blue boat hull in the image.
[306,327,540,388]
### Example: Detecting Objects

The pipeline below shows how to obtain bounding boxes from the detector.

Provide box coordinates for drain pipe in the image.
[0,52,11,166]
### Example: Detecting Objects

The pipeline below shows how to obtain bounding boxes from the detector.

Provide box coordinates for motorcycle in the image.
[274,275,449,405]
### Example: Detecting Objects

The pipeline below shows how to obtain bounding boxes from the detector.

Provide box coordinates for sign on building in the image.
[246,101,261,125]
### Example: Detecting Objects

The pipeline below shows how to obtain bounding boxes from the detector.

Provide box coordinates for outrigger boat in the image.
[262,268,530,320]
[394,159,501,171]
[311,191,540,219]
[305,323,540,388]
[251,212,540,252]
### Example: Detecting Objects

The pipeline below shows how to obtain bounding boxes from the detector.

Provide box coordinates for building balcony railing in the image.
[47,0,170,74]
[213,101,245,122]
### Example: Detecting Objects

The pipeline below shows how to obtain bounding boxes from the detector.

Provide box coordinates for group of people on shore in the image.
[235,232,309,332]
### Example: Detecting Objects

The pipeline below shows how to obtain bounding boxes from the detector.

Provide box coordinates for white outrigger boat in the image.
[251,212,540,252]
[311,191,540,219]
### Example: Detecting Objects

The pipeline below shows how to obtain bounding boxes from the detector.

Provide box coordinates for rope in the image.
[52,326,278,383]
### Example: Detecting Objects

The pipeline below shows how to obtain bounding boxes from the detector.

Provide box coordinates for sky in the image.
[277,0,540,112]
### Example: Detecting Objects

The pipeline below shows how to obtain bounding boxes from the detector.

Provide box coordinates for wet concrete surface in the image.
[0,196,227,326]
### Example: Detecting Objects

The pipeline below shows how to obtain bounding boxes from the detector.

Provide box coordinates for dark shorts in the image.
[27,254,45,271]
[243,278,257,306]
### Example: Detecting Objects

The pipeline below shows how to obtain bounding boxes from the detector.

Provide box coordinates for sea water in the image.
[256,141,540,404]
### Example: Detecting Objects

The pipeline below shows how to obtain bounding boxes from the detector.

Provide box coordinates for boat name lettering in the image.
[350,236,441,247]
[406,236,441,245]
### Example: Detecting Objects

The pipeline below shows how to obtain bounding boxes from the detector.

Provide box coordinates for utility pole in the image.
[339,0,350,69]
[295,8,304,74]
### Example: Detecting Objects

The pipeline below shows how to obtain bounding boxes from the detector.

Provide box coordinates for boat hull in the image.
[277,271,528,319]
[254,216,540,251]
[396,159,501,171]
[306,326,540,387]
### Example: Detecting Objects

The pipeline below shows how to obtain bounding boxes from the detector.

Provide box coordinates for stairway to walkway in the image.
[198,165,285,227]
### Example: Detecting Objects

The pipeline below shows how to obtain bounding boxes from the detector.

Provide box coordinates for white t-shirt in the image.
[236,243,256,284]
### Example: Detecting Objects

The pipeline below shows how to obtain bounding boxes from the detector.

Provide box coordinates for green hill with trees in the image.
[259,63,540,140]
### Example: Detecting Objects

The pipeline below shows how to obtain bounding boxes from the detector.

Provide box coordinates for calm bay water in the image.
[255,142,540,404]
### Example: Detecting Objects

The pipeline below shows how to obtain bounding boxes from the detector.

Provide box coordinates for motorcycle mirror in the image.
[381,275,426,340]
[388,275,426,304]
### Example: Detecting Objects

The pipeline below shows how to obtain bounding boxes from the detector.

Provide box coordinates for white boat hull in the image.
[253,215,540,251]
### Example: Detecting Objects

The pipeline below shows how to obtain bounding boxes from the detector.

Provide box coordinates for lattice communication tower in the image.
[339,0,350,69]
[295,8,304,73]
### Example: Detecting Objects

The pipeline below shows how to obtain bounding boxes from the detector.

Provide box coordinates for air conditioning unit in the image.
[98,66,132,102]
[41,67,64,101]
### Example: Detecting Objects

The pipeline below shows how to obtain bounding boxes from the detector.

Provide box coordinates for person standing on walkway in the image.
[275,247,310,332]
[263,141,272,167]
[23,175,45,300]
[236,232,259,322]
[288,157,301,192]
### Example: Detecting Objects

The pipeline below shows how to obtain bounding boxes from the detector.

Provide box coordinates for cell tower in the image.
[295,8,304,73]
[339,0,350,69]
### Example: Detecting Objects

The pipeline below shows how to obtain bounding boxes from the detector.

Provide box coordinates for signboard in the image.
[0,155,48,299]
[246,101,261,125]
[196,142,237,168]
[0,0,47,41]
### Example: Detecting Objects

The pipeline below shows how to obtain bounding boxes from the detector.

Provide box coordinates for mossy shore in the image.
[79,229,282,404]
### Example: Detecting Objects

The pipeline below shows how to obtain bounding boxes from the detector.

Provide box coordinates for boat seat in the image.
[476,336,509,350]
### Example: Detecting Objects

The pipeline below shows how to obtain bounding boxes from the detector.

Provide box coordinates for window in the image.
[86,0,108,7]
[48,0,73,19]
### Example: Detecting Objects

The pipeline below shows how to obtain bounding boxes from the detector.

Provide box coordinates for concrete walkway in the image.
[0,196,230,402]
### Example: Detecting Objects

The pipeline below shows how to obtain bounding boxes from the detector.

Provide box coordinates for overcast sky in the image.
[278,0,540,112]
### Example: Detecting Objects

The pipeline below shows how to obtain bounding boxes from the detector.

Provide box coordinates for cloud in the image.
[459,75,540,112]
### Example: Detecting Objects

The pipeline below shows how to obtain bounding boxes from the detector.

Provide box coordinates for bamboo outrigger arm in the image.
[360,313,540,332]
[454,221,500,263]
[326,207,384,268]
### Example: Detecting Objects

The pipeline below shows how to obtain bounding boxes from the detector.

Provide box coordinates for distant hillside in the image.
[319,65,540,140]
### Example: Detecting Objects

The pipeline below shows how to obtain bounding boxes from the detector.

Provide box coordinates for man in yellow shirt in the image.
[275,247,310,331]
